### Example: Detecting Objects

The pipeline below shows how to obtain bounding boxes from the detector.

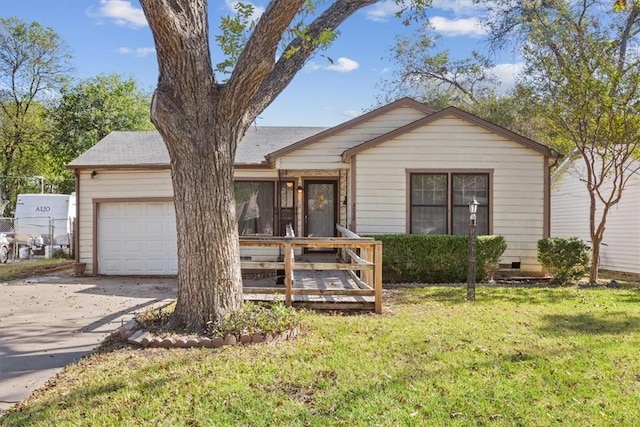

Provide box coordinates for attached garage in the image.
[97,201,177,275]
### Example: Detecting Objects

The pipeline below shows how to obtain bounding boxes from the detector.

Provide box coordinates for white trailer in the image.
[14,194,73,253]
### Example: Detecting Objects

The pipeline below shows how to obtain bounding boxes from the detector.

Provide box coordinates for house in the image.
[68,98,561,276]
[551,154,640,274]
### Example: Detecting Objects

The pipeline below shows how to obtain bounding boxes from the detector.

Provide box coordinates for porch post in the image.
[374,242,383,314]
[284,242,293,306]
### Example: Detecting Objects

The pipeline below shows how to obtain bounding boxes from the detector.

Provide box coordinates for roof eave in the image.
[342,106,561,159]
[234,162,273,169]
[67,163,171,171]
[266,97,436,161]
[68,161,274,170]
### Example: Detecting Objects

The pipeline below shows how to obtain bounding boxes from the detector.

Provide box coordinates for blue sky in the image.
[2,0,522,126]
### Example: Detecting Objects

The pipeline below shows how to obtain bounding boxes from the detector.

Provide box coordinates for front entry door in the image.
[304,181,337,240]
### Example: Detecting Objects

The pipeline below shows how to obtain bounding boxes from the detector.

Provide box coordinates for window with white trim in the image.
[410,172,489,235]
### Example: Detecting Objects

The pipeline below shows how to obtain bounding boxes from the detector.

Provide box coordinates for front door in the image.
[304,181,338,239]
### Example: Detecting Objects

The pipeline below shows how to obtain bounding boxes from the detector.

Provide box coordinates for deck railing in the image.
[239,225,382,313]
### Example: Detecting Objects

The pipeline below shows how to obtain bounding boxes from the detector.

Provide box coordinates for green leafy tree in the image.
[379,33,499,109]
[138,0,432,330]
[483,0,640,284]
[376,31,552,142]
[0,17,72,214]
[615,0,640,11]
[49,74,154,193]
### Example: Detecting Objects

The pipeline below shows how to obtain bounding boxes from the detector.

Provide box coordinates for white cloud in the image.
[429,16,488,37]
[432,0,486,15]
[325,57,360,73]
[490,62,525,93]
[306,57,359,73]
[118,46,156,57]
[366,0,488,23]
[305,61,323,71]
[364,1,402,22]
[94,0,147,28]
[225,0,265,23]
[341,109,361,119]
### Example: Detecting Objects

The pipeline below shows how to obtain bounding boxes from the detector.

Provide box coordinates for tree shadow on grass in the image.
[1,375,171,426]
[476,286,578,305]
[388,287,466,304]
[538,312,640,336]
[391,285,581,305]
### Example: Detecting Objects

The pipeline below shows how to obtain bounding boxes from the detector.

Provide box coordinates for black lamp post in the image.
[467,198,479,301]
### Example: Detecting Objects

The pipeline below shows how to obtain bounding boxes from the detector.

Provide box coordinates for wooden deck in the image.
[240,226,383,313]
[242,254,375,311]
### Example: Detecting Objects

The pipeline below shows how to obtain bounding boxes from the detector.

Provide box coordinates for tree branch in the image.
[222,0,305,120]
[139,0,215,118]
[617,4,640,72]
[246,0,378,123]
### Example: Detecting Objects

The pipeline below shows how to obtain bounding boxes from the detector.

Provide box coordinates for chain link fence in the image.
[0,217,13,233]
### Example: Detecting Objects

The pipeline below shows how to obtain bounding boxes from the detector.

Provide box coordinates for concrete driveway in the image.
[0,270,176,415]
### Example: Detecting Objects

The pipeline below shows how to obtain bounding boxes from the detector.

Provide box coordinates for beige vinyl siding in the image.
[78,169,173,273]
[277,106,428,170]
[551,162,640,274]
[79,168,283,272]
[234,169,278,179]
[354,116,547,271]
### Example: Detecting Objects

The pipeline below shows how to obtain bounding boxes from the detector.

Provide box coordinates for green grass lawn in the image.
[3,285,639,426]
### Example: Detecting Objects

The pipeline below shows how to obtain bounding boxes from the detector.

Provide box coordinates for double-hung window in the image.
[410,172,489,235]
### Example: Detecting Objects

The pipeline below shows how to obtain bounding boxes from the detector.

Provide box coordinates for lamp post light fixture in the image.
[467,197,479,301]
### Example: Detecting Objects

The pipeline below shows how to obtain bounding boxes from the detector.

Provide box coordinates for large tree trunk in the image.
[139,0,249,331]
[139,0,382,331]
[152,82,247,330]
[167,118,244,330]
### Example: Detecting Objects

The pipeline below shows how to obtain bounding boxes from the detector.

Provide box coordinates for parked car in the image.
[0,232,14,263]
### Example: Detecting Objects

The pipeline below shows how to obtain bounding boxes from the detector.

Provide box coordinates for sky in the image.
[1,0,524,127]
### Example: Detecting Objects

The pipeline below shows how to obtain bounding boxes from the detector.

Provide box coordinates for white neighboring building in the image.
[551,155,640,274]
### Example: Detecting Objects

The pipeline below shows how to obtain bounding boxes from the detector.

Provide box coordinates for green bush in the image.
[206,302,302,337]
[478,235,508,282]
[136,301,302,338]
[537,237,590,284]
[372,234,507,284]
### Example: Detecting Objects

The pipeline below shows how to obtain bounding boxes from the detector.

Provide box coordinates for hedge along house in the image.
[68,97,561,275]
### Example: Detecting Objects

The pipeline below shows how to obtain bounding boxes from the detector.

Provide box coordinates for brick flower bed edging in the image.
[117,321,300,349]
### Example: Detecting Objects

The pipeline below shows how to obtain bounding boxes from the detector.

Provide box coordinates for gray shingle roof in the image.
[68,126,327,168]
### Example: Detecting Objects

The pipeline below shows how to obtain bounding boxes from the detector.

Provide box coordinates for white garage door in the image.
[98,202,177,275]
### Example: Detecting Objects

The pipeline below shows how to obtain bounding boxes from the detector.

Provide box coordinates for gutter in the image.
[74,169,80,263]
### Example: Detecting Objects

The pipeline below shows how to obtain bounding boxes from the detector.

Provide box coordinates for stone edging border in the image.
[117,321,300,349]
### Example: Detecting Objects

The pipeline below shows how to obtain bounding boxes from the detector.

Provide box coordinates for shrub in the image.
[52,248,73,259]
[537,237,590,284]
[477,235,508,282]
[372,234,507,284]
[136,301,302,338]
[206,301,302,338]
